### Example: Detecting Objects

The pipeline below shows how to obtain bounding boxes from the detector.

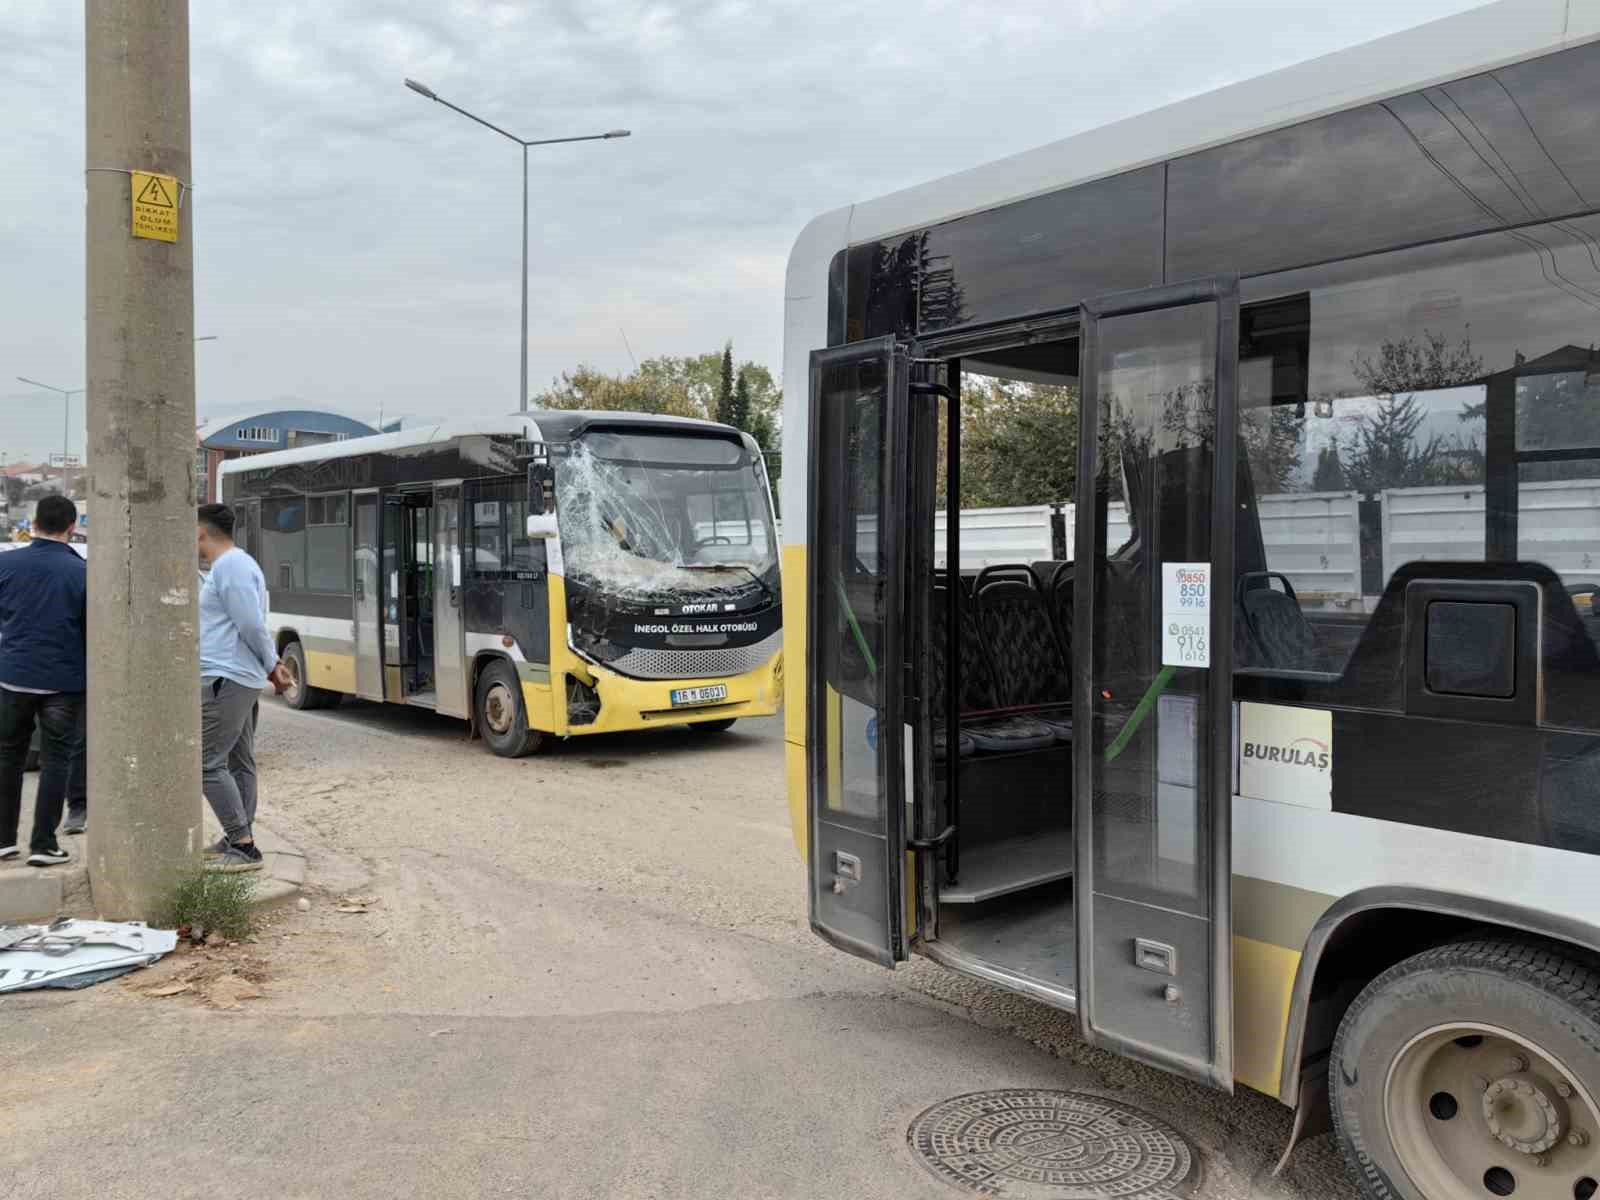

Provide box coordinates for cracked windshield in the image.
[555,431,776,604]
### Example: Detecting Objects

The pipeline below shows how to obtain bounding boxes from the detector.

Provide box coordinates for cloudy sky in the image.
[0,0,1487,463]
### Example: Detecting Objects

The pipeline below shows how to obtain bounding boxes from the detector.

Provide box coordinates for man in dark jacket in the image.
[0,495,87,866]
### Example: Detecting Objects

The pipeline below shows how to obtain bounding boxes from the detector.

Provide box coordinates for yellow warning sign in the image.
[130,170,179,242]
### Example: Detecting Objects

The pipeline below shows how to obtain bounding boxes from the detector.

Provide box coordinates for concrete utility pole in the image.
[85,0,202,917]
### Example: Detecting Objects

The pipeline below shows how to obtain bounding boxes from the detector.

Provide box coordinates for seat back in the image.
[1047,560,1074,663]
[974,563,1038,597]
[1238,572,1317,669]
[973,576,1071,708]
[931,582,1000,714]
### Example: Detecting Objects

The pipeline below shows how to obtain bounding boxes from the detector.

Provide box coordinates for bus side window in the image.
[1234,214,1600,731]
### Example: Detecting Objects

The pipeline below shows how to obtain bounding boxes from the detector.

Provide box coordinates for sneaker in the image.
[27,847,70,867]
[61,813,87,836]
[205,843,264,873]
[0,845,18,861]
[205,835,231,857]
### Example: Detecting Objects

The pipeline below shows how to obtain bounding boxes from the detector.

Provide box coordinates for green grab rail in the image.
[1103,663,1178,763]
[833,571,878,677]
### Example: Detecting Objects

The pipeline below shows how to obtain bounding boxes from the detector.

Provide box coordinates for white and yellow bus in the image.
[781,4,1600,1195]
[220,412,782,754]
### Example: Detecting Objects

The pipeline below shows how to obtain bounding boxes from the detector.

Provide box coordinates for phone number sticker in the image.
[1162,561,1211,667]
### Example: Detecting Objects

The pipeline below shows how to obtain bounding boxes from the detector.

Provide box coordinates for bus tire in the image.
[1329,937,1600,1200]
[279,641,334,711]
[476,661,544,758]
[688,718,737,734]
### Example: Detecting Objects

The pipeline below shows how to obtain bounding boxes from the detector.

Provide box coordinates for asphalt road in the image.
[0,699,1356,1199]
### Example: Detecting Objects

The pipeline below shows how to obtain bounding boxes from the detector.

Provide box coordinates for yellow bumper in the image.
[524,651,783,737]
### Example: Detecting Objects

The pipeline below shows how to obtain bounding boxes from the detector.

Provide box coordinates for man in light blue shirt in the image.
[197,503,289,872]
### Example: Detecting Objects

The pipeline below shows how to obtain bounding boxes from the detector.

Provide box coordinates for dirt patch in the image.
[124,941,271,1010]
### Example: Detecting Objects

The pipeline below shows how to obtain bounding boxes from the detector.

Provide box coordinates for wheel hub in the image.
[1484,1075,1566,1155]
[1385,1024,1600,1199]
[484,685,514,734]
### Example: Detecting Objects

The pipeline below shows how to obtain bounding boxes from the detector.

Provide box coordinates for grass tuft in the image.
[159,869,257,940]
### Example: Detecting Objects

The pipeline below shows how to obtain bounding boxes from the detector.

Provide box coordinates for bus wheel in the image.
[476,661,544,758]
[1331,938,1600,1200]
[688,718,737,734]
[280,642,334,711]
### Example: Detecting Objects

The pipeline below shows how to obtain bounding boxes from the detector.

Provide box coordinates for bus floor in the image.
[931,878,1077,999]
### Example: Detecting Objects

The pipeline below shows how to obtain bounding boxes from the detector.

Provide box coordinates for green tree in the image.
[952,377,1079,509]
[1350,329,1484,395]
[1341,329,1487,495]
[1311,443,1347,491]
[730,368,753,433]
[532,364,699,417]
[715,343,735,425]
[1239,404,1305,493]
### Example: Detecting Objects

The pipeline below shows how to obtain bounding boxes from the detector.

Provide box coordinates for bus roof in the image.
[215,409,741,483]
[777,0,1600,539]
[785,0,1598,280]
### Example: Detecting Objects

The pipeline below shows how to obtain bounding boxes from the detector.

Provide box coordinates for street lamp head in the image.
[404,78,438,100]
[604,129,632,139]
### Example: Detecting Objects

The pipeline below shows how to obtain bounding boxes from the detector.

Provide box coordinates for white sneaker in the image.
[0,845,18,861]
[26,847,70,867]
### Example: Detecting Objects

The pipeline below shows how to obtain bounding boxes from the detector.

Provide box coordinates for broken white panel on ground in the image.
[0,920,179,993]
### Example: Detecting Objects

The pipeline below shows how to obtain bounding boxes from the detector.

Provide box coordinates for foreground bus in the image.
[783,5,1600,1196]
[220,412,782,754]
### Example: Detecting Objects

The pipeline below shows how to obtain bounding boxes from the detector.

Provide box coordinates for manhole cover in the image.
[907,1089,1197,1198]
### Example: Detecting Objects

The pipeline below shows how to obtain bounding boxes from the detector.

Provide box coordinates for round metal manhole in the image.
[907,1089,1198,1199]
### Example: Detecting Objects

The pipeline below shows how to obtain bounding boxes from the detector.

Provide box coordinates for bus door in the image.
[1075,277,1239,1091]
[432,482,469,718]
[352,490,384,702]
[806,337,933,967]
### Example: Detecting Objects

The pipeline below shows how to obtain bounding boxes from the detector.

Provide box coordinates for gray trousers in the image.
[201,677,259,843]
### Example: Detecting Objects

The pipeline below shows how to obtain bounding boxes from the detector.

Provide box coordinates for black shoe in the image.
[27,847,70,867]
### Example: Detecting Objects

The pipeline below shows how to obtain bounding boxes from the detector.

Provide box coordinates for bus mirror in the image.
[526,512,560,540]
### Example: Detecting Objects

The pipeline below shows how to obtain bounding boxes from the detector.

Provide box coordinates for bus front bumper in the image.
[525,651,783,737]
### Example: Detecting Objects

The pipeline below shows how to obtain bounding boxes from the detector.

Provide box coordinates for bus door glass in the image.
[353,490,384,701]
[806,337,916,967]
[432,482,468,718]
[1075,278,1239,1090]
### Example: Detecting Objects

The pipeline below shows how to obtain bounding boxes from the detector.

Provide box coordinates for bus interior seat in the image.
[971,569,1073,743]
[931,580,1057,755]
[1237,571,1318,670]
[1046,561,1073,659]
[927,587,977,761]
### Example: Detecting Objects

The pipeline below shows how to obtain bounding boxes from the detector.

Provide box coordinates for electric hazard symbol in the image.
[131,170,179,243]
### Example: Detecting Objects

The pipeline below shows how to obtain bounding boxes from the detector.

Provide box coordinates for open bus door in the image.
[805,337,932,967]
[1075,278,1239,1091]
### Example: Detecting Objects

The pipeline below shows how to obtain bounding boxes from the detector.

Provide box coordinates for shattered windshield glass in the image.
[555,431,777,603]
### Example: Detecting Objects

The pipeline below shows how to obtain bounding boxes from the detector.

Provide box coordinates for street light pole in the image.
[522,143,529,418]
[16,376,85,494]
[403,79,630,412]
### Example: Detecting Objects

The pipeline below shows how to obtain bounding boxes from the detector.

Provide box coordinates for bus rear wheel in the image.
[476,661,544,758]
[688,718,737,734]
[280,641,337,711]
[1331,938,1600,1200]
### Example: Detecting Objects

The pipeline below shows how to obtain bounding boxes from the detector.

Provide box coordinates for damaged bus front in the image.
[529,415,784,740]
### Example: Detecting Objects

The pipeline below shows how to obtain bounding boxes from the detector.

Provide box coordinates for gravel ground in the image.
[0,698,1356,1199]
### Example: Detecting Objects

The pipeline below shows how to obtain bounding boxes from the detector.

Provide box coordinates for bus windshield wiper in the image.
[681,563,773,606]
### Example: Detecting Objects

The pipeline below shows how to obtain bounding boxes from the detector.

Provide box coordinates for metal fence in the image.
[779,477,1599,590]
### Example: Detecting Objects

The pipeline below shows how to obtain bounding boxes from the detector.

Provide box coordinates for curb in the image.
[0,818,305,923]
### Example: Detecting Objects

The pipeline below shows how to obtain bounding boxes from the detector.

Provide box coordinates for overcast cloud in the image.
[0,0,1487,462]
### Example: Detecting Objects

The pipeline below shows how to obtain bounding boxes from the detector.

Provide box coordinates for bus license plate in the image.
[670,684,728,708]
